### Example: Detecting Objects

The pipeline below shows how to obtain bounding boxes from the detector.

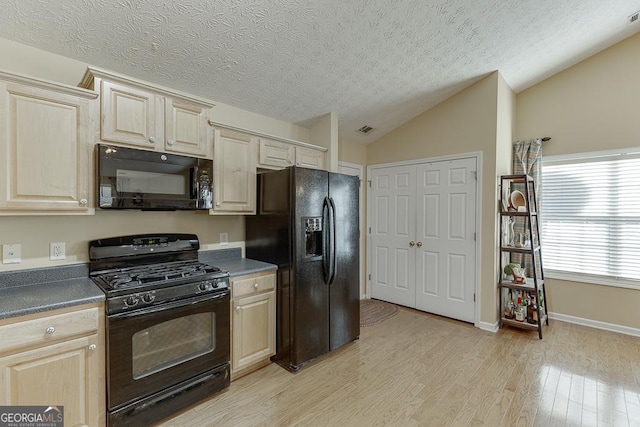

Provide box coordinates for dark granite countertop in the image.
[0,264,105,321]
[0,248,276,321]
[198,247,277,277]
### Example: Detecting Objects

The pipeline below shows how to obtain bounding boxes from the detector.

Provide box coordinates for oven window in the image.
[132,313,215,379]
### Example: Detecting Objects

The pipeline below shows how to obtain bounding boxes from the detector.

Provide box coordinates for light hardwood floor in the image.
[158,307,640,426]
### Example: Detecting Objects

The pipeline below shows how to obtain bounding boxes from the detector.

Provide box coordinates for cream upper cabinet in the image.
[164,97,210,157]
[231,271,276,379]
[295,145,326,170]
[100,79,158,148]
[211,127,257,214]
[0,72,97,215]
[81,67,213,159]
[258,138,295,169]
[257,137,326,170]
[0,303,106,427]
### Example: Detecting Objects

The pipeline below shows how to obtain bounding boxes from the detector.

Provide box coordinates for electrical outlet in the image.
[2,243,21,264]
[220,232,229,246]
[50,242,66,261]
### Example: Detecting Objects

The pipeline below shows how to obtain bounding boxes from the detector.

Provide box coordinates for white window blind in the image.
[541,151,640,287]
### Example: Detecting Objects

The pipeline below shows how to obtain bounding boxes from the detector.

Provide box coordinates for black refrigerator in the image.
[246,166,360,371]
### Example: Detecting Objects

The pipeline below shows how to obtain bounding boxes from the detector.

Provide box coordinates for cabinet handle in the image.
[235,305,241,312]
[79,198,88,205]
[88,344,97,351]
[253,283,259,289]
[417,241,423,248]
[167,139,174,146]
[409,241,415,247]
[149,136,156,144]
[45,326,55,334]
[216,202,221,207]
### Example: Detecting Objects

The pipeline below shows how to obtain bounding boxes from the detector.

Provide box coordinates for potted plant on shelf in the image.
[504,263,526,284]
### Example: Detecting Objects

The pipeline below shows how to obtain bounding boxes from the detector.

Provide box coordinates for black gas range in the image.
[89,234,230,427]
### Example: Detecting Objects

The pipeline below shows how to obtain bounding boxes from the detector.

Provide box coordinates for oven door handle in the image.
[125,371,222,418]
[111,291,229,320]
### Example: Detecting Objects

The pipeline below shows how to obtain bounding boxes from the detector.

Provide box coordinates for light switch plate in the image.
[220,232,229,246]
[2,243,21,264]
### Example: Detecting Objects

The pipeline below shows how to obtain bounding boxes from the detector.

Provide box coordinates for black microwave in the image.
[97,144,213,210]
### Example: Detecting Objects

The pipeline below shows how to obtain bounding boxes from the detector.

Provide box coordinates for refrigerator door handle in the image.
[328,196,337,285]
[322,196,331,284]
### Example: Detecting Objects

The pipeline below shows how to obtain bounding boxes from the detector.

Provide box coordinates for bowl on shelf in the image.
[510,190,526,210]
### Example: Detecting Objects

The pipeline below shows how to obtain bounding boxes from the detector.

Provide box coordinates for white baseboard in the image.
[477,321,499,333]
[549,312,640,338]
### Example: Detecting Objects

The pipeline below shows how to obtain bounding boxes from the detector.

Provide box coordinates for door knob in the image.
[167,139,174,146]
[417,241,423,248]
[88,344,97,351]
[149,136,156,144]
[409,241,415,247]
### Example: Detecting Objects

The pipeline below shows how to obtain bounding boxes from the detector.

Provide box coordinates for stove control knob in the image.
[142,292,156,304]
[125,295,139,307]
[199,281,212,291]
[212,279,220,288]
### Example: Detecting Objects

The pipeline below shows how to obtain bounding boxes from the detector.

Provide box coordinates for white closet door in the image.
[369,165,416,307]
[415,158,477,322]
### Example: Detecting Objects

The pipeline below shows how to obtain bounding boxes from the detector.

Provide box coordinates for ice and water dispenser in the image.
[304,217,323,259]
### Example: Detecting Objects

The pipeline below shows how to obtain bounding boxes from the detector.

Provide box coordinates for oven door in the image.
[107,291,230,410]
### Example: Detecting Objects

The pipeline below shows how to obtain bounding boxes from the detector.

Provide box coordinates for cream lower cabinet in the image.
[0,303,106,427]
[211,126,257,214]
[81,67,213,159]
[258,137,326,170]
[0,71,97,214]
[230,271,276,379]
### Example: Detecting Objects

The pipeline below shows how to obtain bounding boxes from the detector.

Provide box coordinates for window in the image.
[541,150,640,288]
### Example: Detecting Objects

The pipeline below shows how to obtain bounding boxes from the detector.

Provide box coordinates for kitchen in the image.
[2,1,640,426]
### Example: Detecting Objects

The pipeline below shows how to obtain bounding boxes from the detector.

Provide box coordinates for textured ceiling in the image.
[1,0,639,144]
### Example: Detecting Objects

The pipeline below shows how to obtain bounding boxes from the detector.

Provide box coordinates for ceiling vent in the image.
[357,125,375,135]
[629,11,639,24]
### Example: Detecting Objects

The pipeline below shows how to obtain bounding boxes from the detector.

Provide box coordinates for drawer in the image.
[232,272,276,298]
[0,306,100,354]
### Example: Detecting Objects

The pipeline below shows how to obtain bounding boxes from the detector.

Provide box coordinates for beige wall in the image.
[0,38,310,271]
[367,71,504,326]
[516,32,640,330]
[338,139,367,166]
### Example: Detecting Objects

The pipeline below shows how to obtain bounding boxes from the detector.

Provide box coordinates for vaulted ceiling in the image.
[1,0,639,144]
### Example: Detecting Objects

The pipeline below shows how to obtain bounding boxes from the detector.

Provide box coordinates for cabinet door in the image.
[231,291,275,373]
[258,138,294,169]
[101,80,159,149]
[0,82,93,213]
[212,131,256,213]
[164,98,211,158]
[0,334,105,427]
[295,146,326,170]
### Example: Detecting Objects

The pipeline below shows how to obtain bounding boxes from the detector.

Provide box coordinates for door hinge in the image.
[368,227,371,234]
[368,180,372,187]
[473,232,476,241]
[368,273,371,280]
[474,293,476,302]
[472,171,478,181]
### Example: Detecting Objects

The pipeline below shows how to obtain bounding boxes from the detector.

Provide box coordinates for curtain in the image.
[511,138,542,277]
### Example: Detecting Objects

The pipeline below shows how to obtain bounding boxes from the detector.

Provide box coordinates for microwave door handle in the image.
[192,166,199,199]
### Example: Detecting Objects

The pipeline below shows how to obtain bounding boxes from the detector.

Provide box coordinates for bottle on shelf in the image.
[527,294,538,324]
[504,290,515,319]
[515,296,526,322]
